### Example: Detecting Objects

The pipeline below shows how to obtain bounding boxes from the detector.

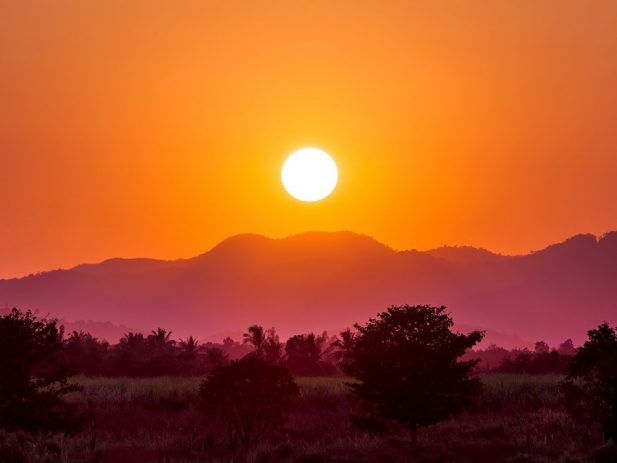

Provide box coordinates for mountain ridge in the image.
[1,230,615,346]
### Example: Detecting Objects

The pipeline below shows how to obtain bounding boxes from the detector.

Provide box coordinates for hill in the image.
[1,230,616,345]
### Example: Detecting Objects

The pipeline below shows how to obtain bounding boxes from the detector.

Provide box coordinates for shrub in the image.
[198,355,299,449]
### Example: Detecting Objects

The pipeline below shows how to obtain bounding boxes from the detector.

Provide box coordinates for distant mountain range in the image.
[1,231,616,347]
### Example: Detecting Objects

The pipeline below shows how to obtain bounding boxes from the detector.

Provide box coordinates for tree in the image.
[64,330,108,375]
[0,309,82,433]
[178,336,199,361]
[243,326,283,363]
[327,328,356,364]
[198,356,298,449]
[119,331,145,350]
[203,346,229,371]
[342,305,484,449]
[497,347,569,375]
[177,336,200,374]
[285,332,329,375]
[145,328,176,375]
[262,328,284,364]
[243,325,266,355]
[558,339,577,357]
[565,322,617,441]
[464,344,510,371]
[108,332,148,375]
[147,328,175,352]
[534,341,550,354]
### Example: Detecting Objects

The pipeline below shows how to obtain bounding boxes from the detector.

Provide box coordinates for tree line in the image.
[1,305,616,453]
[464,339,577,374]
[61,324,347,377]
[62,321,578,378]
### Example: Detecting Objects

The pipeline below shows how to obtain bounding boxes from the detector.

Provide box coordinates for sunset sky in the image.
[1,0,617,279]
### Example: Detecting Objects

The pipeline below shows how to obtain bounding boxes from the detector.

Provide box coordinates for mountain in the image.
[1,230,616,346]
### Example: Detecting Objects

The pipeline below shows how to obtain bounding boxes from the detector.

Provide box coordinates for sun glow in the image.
[281,148,338,202]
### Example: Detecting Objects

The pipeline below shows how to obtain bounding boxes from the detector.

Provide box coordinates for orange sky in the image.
[1,0,617,279]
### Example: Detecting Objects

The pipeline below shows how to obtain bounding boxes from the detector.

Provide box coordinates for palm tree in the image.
[120,332,145,348]
[147,328,175,351]
[328,328,356,362]
[113,332,147,374]
[175,336,200,374]
[243,325,266,354]
[65,330,107,375]
[179,336,199,356]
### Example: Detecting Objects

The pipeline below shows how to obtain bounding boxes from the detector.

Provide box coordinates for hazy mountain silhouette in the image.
[1,231,615,346]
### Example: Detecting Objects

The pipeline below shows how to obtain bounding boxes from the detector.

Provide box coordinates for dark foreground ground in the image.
[0,375,607,463]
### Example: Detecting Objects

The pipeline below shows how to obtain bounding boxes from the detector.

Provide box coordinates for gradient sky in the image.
[1,0,617,279]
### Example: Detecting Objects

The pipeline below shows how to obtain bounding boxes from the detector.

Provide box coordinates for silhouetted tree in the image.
[178,336,199,361]
[203,346,229,371]
[262,328,284,363]
[285,332,331,375]
[327,328,356,364]
[64,330,108,375]
[144,328,176,375]
[242,326,283,363]
[58,327,258,376]
[558,339,577,357]
[121,331,145,348]
[107,332,148,376]
[198,356,298,449]
[565,322,617,441]
[147,328,175,352]
[176,336,200,374]
[497,347,570,374]
[0,309,82,433]
[243,325,266,355]
[343,305,484,449]
[534,341,550,354]
[497,349,533,373]
[464,344,511,371]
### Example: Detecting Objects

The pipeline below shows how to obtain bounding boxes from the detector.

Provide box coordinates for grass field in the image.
[0,374,605,463]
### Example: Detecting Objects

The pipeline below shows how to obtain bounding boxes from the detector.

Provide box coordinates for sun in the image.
[281,148,338,202]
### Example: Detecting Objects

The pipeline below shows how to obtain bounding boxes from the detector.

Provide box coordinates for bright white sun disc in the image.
[281,148,338,202]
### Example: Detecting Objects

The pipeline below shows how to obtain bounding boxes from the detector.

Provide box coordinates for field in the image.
[0,375,604,463]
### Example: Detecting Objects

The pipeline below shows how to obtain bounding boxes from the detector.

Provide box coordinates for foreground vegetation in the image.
[2,306,615,462]
[0,374,606,463]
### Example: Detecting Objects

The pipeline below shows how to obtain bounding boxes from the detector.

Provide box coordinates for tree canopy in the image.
[566,322,617,441]
[343,304,484,446]
[0,309,82,434]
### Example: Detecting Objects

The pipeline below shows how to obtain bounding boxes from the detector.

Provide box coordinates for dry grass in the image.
[0,374,605,463]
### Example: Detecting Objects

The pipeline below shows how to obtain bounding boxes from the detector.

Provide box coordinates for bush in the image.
[198,355,299,449]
